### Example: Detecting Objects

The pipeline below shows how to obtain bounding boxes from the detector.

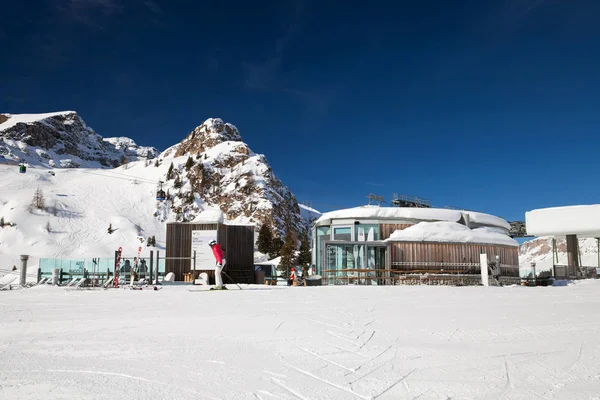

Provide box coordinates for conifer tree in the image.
[279,229,297,276]
[185,156,194,170]
[296,228,311,272]
[257,222,273,255]
[167,162,174,180]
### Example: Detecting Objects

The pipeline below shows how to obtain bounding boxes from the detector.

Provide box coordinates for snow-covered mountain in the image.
[155,118,310,235]
[0,111,158,168]
[0,112,319,269]
[519,236,599,271]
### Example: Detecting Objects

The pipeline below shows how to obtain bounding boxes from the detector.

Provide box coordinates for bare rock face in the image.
[0,111,158,168]
[160,118,306,236]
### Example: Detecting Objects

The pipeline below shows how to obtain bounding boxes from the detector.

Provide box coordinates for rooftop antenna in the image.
[367,193,385,206]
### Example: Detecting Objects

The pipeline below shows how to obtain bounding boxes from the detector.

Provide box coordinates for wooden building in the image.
[166,222,254,283]
[312,206,520,285]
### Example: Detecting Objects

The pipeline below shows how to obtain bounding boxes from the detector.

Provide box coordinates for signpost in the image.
[191,230,217,270]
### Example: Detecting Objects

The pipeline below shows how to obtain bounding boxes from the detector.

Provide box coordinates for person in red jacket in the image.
[209,240,226,289]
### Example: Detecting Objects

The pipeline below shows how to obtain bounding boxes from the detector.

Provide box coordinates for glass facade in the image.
[313,222,386,285]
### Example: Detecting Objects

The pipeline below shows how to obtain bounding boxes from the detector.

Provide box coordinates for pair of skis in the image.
[114,245,142,288]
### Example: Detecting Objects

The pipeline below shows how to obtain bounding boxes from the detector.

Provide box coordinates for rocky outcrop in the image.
[0,111,158,168]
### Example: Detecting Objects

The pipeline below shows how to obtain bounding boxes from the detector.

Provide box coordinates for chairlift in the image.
[18,162,26,174]
[156,181,166,201]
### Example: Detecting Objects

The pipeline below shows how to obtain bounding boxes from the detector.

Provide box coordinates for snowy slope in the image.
[299,203,321,224]
[2,281,600,399]
[0,111,158,168]
[0,116,321,269]
[0,163,168,269]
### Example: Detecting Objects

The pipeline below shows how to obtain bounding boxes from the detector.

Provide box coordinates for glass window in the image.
[333,226,352,241]
[355,224,379,241]
[316,226,330,274]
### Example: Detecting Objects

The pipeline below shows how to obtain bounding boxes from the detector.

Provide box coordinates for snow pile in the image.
[316,206,510,230]
[386,221,519,247]
[526,204,600,238]
[2,282,600,399]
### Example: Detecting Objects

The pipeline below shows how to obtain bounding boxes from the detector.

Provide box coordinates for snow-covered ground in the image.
[2,282,600,399]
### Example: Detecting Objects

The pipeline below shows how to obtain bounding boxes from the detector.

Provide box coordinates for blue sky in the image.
[1,0,599,222]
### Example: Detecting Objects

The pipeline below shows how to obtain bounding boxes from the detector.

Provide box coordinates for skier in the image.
[288,267,296,286]
[209,240,227,289]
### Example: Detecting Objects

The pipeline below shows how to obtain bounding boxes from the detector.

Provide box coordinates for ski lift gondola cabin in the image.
[156,181,166,201]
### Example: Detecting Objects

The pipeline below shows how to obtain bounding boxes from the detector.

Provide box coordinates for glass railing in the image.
[38,257,166,286]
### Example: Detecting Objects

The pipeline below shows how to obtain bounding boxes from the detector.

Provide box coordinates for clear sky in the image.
[2,0,599,222]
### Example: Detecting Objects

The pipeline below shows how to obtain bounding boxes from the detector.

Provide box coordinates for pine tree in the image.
[154,159,160,167]
[296,229,311,272]
[257,222,273,255]
[173,175,183,189]
[0,217,4,227]
[107,223,114,234]
[185,156,194,170]
[269,236,283,260]
[167,162,174,180]
[279,229,297,276]
[45,221,51,232]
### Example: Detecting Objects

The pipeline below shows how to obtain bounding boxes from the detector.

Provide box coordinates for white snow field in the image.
[2,282,600,400]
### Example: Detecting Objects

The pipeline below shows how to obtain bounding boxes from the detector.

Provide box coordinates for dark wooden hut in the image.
[166,222,255,282]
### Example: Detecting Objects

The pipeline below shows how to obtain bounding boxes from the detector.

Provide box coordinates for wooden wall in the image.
[166,223,255,282]
[220,225,255,284]
[389,242,519,276]
[380,223,413,240]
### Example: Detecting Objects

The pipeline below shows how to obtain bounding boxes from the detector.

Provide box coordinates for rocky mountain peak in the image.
[0,111,158,168]
[173,118,242,157]
[157,118,306,236]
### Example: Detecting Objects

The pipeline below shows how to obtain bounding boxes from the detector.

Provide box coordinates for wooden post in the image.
[156,251,160,284]
[566,234,579,276]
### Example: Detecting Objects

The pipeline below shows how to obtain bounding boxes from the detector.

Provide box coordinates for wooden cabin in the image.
[166,222,254,283]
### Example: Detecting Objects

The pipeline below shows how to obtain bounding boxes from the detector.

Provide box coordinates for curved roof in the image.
[526,204,600,238]
[315,206,510,230]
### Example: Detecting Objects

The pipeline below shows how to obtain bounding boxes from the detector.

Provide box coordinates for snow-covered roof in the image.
[525,204,600,238]
[192,207,225,224]
[315,206,510,230]
[0,111,75,131]
[385,221,518,247]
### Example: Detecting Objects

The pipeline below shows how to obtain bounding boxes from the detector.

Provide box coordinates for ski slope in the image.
[0,162,170,269]
[1,282,600,399]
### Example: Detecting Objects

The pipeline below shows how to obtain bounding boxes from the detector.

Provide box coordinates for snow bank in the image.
[386,221,519,247]
[0,111,75,131]
[316,206,510,230]
[526,204,600,238]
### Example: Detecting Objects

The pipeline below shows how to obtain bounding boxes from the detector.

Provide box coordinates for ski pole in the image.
[221,270,242,290]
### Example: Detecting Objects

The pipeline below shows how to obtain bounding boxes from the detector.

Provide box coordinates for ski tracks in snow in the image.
[261,312,415,399]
